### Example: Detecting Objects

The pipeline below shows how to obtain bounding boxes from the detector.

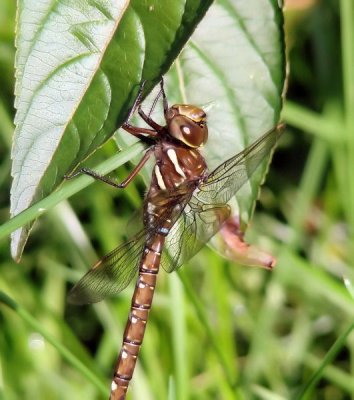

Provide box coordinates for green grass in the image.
[1,1,354,400]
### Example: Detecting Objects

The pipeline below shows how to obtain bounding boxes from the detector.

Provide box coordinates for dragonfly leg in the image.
[123,79,164,133]
[137,106,163,131]
[146,87,162,118]
[159,77,169,115]
[125,80,147,123]
[122,123,158,140]
[64,168,123,188]
[65,148,153,189]
[136,77,167,128]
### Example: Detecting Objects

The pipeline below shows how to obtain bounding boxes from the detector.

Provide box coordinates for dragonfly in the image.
[66,79,283,400]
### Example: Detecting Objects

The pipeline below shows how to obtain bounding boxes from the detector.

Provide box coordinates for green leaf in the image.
[10,0,214,260]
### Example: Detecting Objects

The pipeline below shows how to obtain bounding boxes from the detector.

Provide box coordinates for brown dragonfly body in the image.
[110,114,209,398]
[67,80,282,399]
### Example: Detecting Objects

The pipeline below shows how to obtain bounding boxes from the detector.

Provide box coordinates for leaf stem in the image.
[340,0,354,231]
[294,321,354,399]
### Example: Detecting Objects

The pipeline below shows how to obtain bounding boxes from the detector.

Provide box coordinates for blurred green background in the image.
[1,1,354,399]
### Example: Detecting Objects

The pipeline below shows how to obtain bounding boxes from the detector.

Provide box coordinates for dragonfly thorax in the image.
[166,104,208,148]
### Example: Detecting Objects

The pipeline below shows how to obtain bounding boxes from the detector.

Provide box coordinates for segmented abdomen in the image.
[110,225,169,400]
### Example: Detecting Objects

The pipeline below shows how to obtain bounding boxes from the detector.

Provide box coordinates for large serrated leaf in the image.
[11,0,214,260]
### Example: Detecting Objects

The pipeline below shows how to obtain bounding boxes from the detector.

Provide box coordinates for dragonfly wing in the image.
[161,125,283,272]
[68,185,195,305]
[161,198,231,272]
[68,231,146,305]
[197,125,283,205]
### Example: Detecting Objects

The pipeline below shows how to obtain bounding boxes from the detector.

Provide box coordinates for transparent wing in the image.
[161,197,231,272]
[197,125,283,204]
[68,230,146,305]
[68,185,195,305]
[126,207,144,238]
[161,125,283,272]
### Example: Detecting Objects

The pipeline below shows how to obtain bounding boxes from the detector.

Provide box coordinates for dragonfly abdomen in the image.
[110,233,166,400]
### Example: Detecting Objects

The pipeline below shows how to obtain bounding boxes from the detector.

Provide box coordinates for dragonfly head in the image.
[166,104,208,148]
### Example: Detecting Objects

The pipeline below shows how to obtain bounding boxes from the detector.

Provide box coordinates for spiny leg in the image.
[159,77,168,115]
[122,80,159,140]
[125,80,147,123]
[123,79,164,136]
[64,148,153,189]
[136,77,168,129]
[146,84,163,118]
[122,124,158,140]
[137,106,163,131]
[144,77,168,119]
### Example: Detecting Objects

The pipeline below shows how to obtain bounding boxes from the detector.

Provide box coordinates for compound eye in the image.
[168,116,208,148]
